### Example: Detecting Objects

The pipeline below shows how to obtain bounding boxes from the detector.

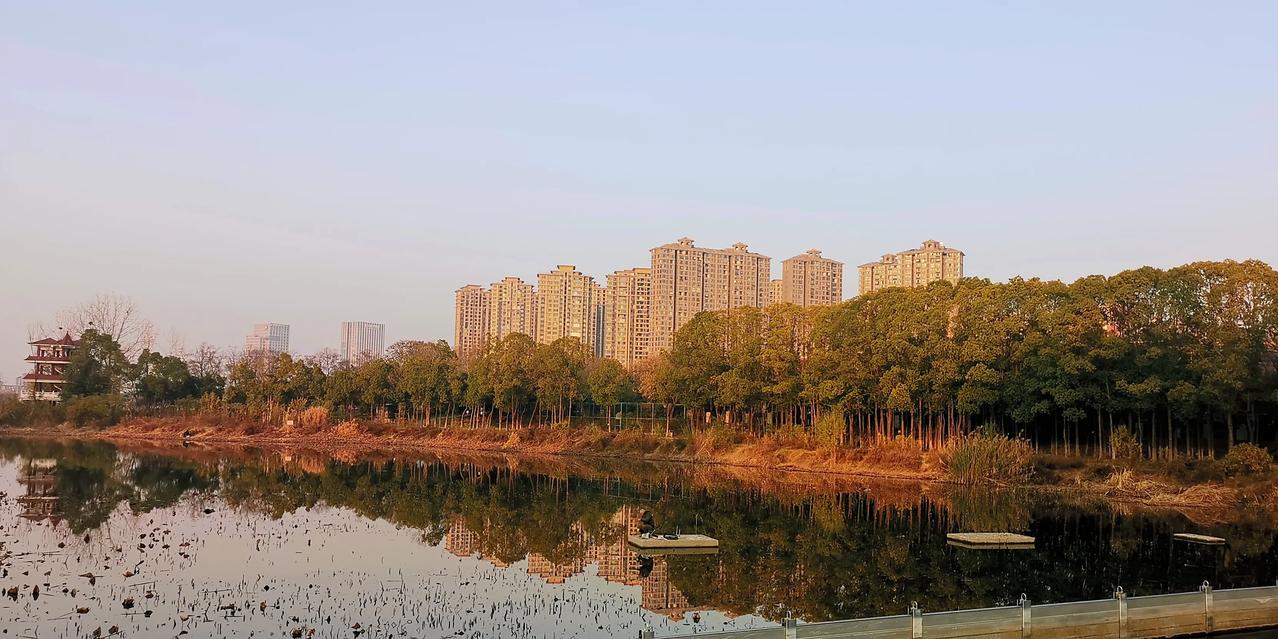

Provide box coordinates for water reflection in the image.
[0,437,1275,638]
[444,506,693,619]
[16,457,61,523]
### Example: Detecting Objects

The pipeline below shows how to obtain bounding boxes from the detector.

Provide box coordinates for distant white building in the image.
[340,322,385,365]
[244,323,290,355]
[0,377,22,397]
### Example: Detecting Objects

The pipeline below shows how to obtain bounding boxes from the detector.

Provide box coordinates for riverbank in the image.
[5,415,1274,518]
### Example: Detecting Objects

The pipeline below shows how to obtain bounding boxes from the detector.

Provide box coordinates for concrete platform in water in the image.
[946,532,1036,549]
[1173,532,1226,545]
[627,534,719,550]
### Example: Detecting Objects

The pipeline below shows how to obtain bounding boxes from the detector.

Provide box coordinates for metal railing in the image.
[644,582,1278,639]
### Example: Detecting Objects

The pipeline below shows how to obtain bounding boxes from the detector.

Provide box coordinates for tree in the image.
[132,350,194,404]
[355,358,396,417]
[63,329,129,398]
[58,294,155,359]
[667,313,728,414]
[485,334,538,427]
[529,338,590,426]
[392,340,459,424]
[587,359,635,426]
[185,343,227,398]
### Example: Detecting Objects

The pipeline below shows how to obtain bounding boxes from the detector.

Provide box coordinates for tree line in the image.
[646,259,1277,457]
[26,259,1278,459]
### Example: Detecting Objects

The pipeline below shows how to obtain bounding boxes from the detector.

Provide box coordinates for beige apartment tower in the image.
[487,276,537,341]
[454,285,490,360]
[536,265,602,353]
[858,239,964,295]
[768,279,783,306]
[603,268,652,367]
[649,238,771,352]
[781,249,844,307]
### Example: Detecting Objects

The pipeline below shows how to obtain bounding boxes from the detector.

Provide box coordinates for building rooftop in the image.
[787,248,842,264]
[652,238,769,257]
[29,333,79,347]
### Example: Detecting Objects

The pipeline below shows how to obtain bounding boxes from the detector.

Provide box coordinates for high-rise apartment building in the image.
[244,323,290,354]
[603,267,652,367]
[487,277,537,341]
[781,249,844,307]
[454,285,490,360]
[858,239,964,295]
[340,321,385,365]
[536,265,601,353]
[649,238,771,352]
[768,279,783,306]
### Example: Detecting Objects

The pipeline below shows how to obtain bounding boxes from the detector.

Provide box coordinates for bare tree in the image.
[186,343,226,379]
[307,348,343,374]
[57,294,156,359]
[26,321,56,341]
[167,329,188,358]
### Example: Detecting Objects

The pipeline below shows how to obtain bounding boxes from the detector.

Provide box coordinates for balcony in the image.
[18,389,62,402]
[26,354,72,363]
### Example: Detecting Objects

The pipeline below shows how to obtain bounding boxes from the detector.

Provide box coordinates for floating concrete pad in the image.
[947,532,1035,550]
[1173,533,1226,545]
[627,534,719,550]
[629,546,719,557]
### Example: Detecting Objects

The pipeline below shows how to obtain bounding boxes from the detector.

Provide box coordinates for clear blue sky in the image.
[2,1,1276,375]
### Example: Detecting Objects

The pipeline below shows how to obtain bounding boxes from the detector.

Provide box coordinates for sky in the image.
[2,1,1277,377]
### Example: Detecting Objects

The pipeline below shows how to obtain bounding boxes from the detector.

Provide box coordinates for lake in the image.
[1,437,1275,638]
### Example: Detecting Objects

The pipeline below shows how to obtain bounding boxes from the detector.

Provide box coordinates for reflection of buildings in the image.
[589,505,643,586]
[17,458,62,524]
[527,522,588,584]
[643,556,691,620]
[446,517,478,558]
[443,505,691,617]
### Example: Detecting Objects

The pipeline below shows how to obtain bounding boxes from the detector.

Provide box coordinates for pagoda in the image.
[21,332,79,402]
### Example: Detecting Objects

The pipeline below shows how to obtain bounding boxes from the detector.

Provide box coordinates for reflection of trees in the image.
[2,437,1277,621]
[0,438,217,533]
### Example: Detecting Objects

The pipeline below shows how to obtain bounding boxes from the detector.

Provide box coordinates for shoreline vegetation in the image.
[5,260,1277,520]
[5,410,1274,521]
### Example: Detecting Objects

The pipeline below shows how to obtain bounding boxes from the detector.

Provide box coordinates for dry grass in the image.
[861,436,924,471]
[298,406,330,428]
[332,420,362,437]
[1103,468,1235,509]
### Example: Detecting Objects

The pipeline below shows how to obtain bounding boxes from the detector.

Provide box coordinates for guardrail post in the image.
[910,602,923,639]
[1019,594,1031,639]
[784,617,797,639]
[1115,587,1128,639]
[1201,581,1214,634]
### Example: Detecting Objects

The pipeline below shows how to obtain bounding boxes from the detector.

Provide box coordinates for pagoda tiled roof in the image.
[28,332,79,346]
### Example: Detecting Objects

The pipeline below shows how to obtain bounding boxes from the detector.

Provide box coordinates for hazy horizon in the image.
[3,2,1277,376]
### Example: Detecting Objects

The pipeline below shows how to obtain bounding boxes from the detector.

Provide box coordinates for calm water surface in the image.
[1,437,1276,638]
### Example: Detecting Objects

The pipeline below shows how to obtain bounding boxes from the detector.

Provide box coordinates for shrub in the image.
[0,397,32,426]
[811,412,844,449]
[938,427,1034,485]
[773,421,805,445]
[299,406,331,428]
[0,397,68,427]
[64,394,125,427]
[1109,426,1142,463]
[1220,443,1273,477]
